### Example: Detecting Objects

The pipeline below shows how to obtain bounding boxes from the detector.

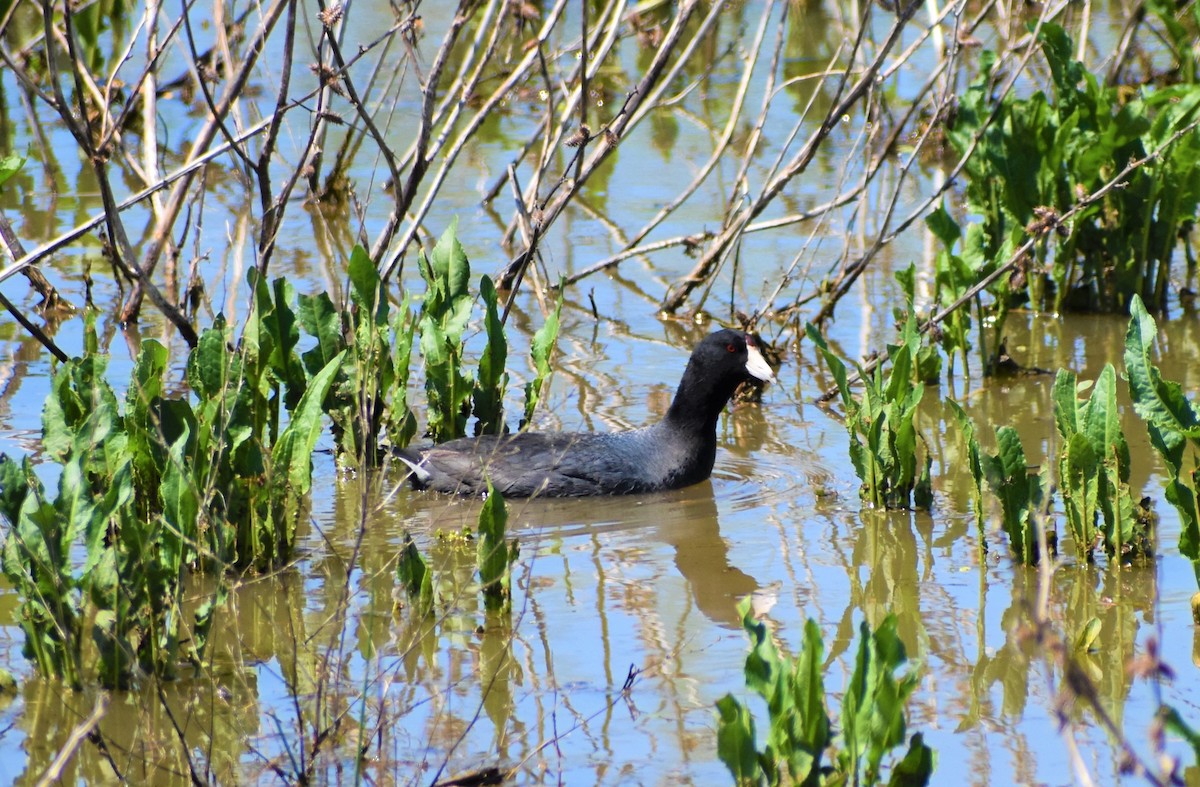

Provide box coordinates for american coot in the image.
[397,329,774,497]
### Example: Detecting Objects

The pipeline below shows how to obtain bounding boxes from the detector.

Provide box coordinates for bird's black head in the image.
[666,329,774,429]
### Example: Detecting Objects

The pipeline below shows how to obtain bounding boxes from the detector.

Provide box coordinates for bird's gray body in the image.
[398,421,715,497]
[397,329,773,498]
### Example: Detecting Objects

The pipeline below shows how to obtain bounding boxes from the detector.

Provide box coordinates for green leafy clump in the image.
[276,227,560,463]
[1124,295,1200,580]
[808,315,933,511]
[416,222,563,443]
[716,600,934,786]
[0,342,221,688]
[418,221,477,442]
[1053,366,1152,562]
[297,246,413,466]
[0,227,556,688]
[0,292,343,686]
[981,426,1049,565]
[948,23,1200,314]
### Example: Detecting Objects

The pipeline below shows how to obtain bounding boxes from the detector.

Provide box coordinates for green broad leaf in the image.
[1100,455,1141,559]
[983,427,1037,564]
[272,350,345,497]
[523,284,563,426]
[736,597,783,705]
[793,618,832,768]
[348,245,389,325]
[842,620,876,774]
[1052,369,1079,441]
[127,340,168,424]
[895,264,917,306]
[59,459,98,555]
[1125,296,1200,445]
[421,219,474,344]
[388,297,419,449]
[41,365,79,462]
[867,616,913,750]
[716,694,762,785]
[477,483,516,610]
[0,154,24,189]
[807,324,854,412]
[1125,296,1200,559]
[474,275,508,436]
[883,343,915,405]
[1080,365,1121,462]
[1062,431,1099,559]
[421,322,473,442]
[188,319,230,400]
[397,532,434,615]
[260,276,305,404]
[0,455,31,524]
[298,293,346,377]
[925,204,961,249]
[160,426,199,568]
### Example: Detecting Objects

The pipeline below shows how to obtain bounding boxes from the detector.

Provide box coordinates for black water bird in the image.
[397,329,775,497]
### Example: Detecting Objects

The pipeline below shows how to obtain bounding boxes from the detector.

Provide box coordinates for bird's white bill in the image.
[745,344,774,382]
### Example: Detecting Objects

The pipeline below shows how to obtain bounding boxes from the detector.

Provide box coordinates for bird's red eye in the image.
[727,343,736,353]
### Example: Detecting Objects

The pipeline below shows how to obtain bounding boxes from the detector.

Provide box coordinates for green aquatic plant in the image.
[296,246,416,466]
[289,228,560,462]
[477,483,519,612]
[523,285,563,429]
[473,276,508,437]
[1125,295,1200,584]
[893,265,943,386]
[946,401,987,546]
[0,305,340,686]
[393,485,518,615]
[716,600,934,786]
[808,318,933,511]
[924,205,992,376]
[415,222,563,443]
[1053,366,1152,562]
[948,23,1200,314]
[1,344,214,687]
[981,427,1049,565]
[396,533,434,616]
[418,222,477,443]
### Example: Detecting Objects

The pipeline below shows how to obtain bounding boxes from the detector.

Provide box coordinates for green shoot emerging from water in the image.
[716,600,934,786]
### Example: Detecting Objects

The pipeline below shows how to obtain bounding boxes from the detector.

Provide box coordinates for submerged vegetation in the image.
[0,0,1199,782]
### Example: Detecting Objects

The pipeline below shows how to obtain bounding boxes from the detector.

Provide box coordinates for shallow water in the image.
[1,0,1199,784]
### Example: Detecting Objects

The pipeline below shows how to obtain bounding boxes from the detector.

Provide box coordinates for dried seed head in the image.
[317,3,343,27]
[564,124,591,148]
[310,63,346,97]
